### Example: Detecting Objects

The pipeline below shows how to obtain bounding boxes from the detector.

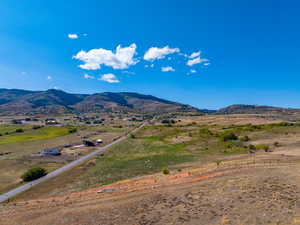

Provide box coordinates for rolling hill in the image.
[0,89,199,115]
[218,104,300,114]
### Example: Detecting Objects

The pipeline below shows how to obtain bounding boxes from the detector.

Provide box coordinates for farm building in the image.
[45,118,59,125]
[41,148,61,156]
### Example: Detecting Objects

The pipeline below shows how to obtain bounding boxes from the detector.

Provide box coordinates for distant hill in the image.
[0,89,200,115]
[218,104,300,114]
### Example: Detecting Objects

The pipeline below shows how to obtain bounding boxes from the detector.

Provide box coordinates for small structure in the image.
[11,119,23,124]
[96,139,103,144]
[45,118,58,125]
[83,140,96,147]
[41,148,61,156]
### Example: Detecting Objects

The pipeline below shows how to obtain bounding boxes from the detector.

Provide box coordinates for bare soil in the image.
[2,153,300,225]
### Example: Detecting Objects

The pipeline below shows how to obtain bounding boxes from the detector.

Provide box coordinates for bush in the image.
[130,134,136,139]
[220,132,238,142]
[199,128,213,136]
[68,127,77,133]
[274,142,280,147]
[240,135,250,142]
[248,144,256,150]
[162,168,170,175]
[32,125,43,130]
[15,128,24,133]
[255,144,270,152]
[215,160,222,167]
[21,167,47,182]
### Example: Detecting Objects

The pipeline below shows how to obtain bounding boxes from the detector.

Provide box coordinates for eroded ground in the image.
[1,154,300,225]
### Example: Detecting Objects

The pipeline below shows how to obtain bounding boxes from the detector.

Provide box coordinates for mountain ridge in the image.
[0,88,199,115]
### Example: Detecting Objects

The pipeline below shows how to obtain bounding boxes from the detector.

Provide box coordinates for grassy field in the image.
[0,126,71,145]
[17,116,300,200]
[0,122,136,194]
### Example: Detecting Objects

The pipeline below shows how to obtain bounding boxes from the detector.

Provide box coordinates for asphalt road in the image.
[0,123,145,203]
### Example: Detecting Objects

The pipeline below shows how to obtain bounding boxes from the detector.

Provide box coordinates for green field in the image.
[48,121,300,193]
[0,126,70,145]
[0,122,136,194]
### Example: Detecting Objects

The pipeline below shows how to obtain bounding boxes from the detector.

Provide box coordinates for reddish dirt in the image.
[2,155,300,225]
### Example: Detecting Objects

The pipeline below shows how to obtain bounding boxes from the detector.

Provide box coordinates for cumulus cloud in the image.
[47,76,52,80]
[144,46,180,61]
[187,56,208,66]
[204,62,211,66]
[190,69,197,73]
[161,66,175,72]
[99,73,120,83]
[189,51,201,58]
[73,43,138,70]
[68,34,78,39]
[84,73,95,79]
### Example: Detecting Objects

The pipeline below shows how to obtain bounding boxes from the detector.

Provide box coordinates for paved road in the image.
[0,123,145,203]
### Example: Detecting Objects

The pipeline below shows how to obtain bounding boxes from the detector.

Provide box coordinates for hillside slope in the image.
[0,89,199,115]
[218,104,300,114]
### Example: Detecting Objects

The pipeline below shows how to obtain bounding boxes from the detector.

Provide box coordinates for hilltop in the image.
[0,89,199,115]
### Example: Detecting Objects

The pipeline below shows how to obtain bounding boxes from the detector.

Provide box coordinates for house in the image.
[11,119,23,124]
[45,118,58,125]
[96,139,103,144]
[41,148,61,156]
[83,140,96,147]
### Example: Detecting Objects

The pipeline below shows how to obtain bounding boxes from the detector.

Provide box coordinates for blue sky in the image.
[0,0,299,109]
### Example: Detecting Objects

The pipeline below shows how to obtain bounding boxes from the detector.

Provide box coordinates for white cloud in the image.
[21,71,27,75]
[68,34,78,39]
[204,62,211,66]
[99,73,120,83]
[73,43,138,70]
[189,51,201,58]
[187,57,208,66]
[84,73,95,79]
[47,76,52,80]
[161,66,175,72]
[144,46,180,61]
[83,33,88,37]
[190,69,197,73]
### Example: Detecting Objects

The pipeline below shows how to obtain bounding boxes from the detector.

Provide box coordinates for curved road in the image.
[0,123,145,203]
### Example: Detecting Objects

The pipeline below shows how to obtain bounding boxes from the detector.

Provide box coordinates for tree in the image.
[220,132,238,142]
[21,167,47,182]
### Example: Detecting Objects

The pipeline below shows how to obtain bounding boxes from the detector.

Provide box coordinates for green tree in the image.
[21,167,47,182]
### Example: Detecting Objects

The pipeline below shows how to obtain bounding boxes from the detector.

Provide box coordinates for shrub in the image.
[15,128,24,133]
[32,125,43,130]
[215,160,222,167]
[255,144,270,152]
[220,132,238,142]
[21,167,47,182]
[240,135,250,142]
[68,127,77,133]
[130,134,136,139]
[162,168,170,175]
[248,144,256,150]
[199,128,213,136]
[274,142,280,147]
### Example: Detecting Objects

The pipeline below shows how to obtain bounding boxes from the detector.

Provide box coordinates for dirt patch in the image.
[2,157,300,225]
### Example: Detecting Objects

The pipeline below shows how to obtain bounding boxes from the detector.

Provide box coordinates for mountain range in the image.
[218,104,300,114]
[0,89,199,115]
